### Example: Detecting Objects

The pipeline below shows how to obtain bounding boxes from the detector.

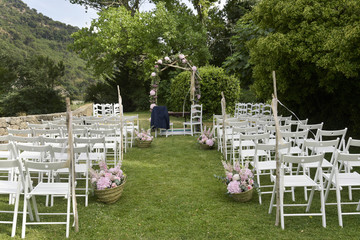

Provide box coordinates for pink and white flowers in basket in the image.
[135,129,153,142]
[89,160,126,190]
[216,161,258,194]
[197,126,215,147]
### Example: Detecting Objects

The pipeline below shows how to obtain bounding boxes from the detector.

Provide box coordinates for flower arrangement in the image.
[197,126,215,147]
[89,160,125,190]
[149,54,201,110]
[135,129,153,142]
[215,160,258,202]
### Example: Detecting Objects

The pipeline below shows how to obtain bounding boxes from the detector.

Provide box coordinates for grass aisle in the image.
[1,130,360,239]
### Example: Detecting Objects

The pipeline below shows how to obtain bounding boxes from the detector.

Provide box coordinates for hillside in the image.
[0,0,94,99]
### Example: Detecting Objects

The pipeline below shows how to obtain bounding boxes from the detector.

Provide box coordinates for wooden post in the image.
[271,71,281,226]
[66,98,78,232]
[221,92,227,160]
[117,86,124,163]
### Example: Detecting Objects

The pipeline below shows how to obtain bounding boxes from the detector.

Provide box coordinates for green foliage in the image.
[0,87,65,116]
[169,66,240,116]
[246,0,360,136]
[71,3,210,79]
[0,0,95,100]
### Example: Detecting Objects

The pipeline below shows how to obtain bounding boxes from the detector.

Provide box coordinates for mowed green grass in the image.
[1,111,360,239]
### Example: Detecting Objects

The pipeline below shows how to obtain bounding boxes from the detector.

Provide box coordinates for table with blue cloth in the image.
[151,106,170,130]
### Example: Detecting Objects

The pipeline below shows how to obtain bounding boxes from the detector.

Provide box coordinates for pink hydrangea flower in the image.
[150,103,156,109]
[97,176,111,190]
[111,183,117,188]
[227,180,241,194]
[226,172,233,180]
[157,59,163,64]
[182,59,187,64]
[164,56,170,61]
[151,72,156,77]
[206,139,214,147]
[192,66,197,71]
[154,65,159,68]
[150,90,156,96]
[179,54,185,59]
[197,94,201,100]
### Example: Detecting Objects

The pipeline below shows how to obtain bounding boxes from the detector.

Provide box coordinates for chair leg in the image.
[66,194,71,238]
[268,185,276,214]
[336,183,343,227]
[11,189,21,237]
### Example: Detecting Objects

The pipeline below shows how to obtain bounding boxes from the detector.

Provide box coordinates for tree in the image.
[71,3,210,110]
[246,0,360,135]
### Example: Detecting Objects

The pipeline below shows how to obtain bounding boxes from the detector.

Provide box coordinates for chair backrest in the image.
[15,143,54,161]
[9,135,40,145]
[0,143,15,159]
[240,132,270,142]
[255,142,291,155]
[344,137,360,153]
[302,138,339,164]
[0,135,10,143]
[297,122,323,137]
[233,126,258,135]
[280,129,309,145]
[227,120,249,128]
[93,103,102,117]
[190,104,202,123]
[41,136,68,147]
[89,129,116,138]
[282,154,324,167]
[27,123,49,129]
[52,145,89,163]
[33,129,62,138]
[24,159,69,171]
[7,129,33,137]
[265,124,291,134]
[315,128,347,151]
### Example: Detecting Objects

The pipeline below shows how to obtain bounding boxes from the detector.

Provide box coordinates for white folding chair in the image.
[268,154,326,229]
[22,160,72,238]
[315,128,347,152]
[183,104,203,136]
[251,142,291,204]
[0,157,33,237]
[74,137,106,166]
[323,152,360,227]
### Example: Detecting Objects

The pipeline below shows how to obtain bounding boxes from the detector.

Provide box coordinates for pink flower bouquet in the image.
[197,126,215,148]
[89,160,126,190]
[215,160,259,201]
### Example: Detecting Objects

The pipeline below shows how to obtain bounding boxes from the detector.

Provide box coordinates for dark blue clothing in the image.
[151,106,170,129]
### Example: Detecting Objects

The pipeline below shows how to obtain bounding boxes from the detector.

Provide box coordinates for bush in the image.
[168,66,240,117]
[0,87,65,116]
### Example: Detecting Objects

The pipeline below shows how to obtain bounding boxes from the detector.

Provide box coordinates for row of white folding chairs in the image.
[93,103,123,117]
[234,102,272,117]
[0,142,87,237]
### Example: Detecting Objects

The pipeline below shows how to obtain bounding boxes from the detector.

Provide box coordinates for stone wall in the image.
[0,103,93,135]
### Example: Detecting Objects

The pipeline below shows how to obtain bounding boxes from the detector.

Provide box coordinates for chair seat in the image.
[233,140,256,148]
[30,182,69,196]
[241,149,267,158]
[302,159,333,169]
[252,161,277,170]
[323,172,360,187]
[0,181,19,194]
[279,147,302,155]
[274,175,319,187]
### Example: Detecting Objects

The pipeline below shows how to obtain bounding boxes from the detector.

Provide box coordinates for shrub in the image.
[0,87,65,116]
[168,66,240,117]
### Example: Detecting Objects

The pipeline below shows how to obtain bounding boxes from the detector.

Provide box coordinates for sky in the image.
[21,0,224,28]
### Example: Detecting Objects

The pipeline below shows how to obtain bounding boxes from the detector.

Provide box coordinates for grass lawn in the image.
[1,111,360,239]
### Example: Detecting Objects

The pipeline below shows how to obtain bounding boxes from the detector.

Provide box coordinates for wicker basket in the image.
[94,179,126,204]
[230,188,254,202]
[136,139,152,148]
[199,143,215,150]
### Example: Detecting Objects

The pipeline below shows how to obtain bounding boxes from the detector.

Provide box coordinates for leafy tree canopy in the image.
[245,0,360,134]
[70,3,210,79]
